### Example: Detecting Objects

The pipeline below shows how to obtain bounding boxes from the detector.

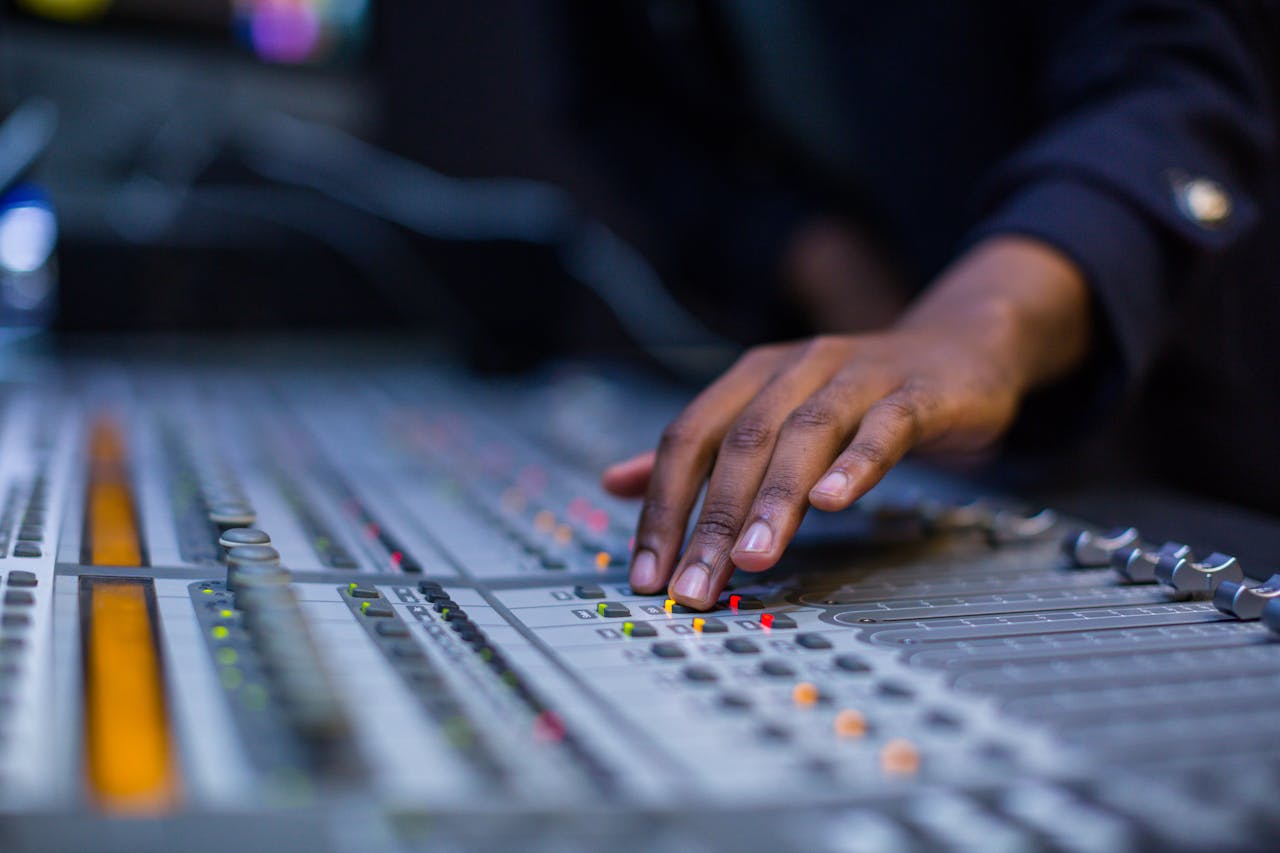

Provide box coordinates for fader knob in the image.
[1262,597,1280,636]
[208,502,257,528]
[987,508,1057,544]
[1113,541,1191,583]
[226,546,286,592]
[1213,574,1280,620]
[219,528,272,550]
[1063,527,1141,567]
[1155,551,1244,596]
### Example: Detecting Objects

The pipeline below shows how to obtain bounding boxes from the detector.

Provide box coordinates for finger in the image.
[668,342,847,608]
[630,346,791,593]
[809,385,942,511]
[731,370,894,571]
[601,451,655,498]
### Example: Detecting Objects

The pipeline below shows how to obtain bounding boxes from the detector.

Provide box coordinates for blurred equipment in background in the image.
[0,97,59,340]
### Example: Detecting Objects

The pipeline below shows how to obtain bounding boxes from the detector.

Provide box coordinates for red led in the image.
[568,497,590,521]
[365,522,380,539]
[587,509,609,533]
[533,710,566,743]
[729,595,741,611]
[390,551,403,566]
[761,614,775,629]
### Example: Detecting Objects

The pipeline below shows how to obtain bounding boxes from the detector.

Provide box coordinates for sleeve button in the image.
[1172,173,1232,228]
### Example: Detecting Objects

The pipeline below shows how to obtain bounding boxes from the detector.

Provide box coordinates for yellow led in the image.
[210,625,229,640]
[201,588,213,595]
[622,621,636,636]
[347,582,357,591]
[596,602,608,615]
[219,609,233,619]
[664,599,674,614]
[360,601,371,613]
[693,617,706,633]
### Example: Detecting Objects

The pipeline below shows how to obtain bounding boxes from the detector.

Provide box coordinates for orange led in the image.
[881,738,921,775]
[664,599,675,614]
[82,578,177,813]
[692,617,706,633]
[792,682,820,706]
[554,524,574,545]
[834,709,867,739]
[534,510,556,533]
[86,417,144,567]
[594,551,611,569]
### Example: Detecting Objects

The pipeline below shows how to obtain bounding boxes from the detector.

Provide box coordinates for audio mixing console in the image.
[0,347,1278,851]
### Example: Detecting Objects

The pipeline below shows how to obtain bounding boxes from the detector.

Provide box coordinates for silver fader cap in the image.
[1155,551,1244,596]
[1213,573,1280,621]
[1064,527,1141,568]
[219,527,272,550]
[1113,541,1191,584]
[208,502,257,528]
[988,508,1057,545]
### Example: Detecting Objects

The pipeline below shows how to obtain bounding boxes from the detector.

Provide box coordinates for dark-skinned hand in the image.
[602,236,1093,610]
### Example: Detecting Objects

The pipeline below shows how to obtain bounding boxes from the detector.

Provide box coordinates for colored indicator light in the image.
[200,588,213,595]
[210,625,229,640]
[586,509,610,534]
[834,709,867,739]
[533,710,566,743]
[664,599,675,614]
[881,739,921,775]
[390,551,403,566]
[761,613,775,629]
[534,510,556,533]
[792,682,820,706]
[596,602,608,616]
[219,609,234,619]
[347,582,357,591]
[554,524,573,546]
[622,621,636,636]
[219,667,243,690]
[693,617,706,633]
[216,647,239,666]
[568,497,590,521]
[729,595,741,611]
[594,551,611,570]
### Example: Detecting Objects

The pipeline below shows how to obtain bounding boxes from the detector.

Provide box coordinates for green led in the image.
[220,667,243,690]
[211,625,229,640]
[480,648,493,662]
[502,671,518,687]
[360,601,371,613]
[622,621,636,636]
[315,537,330,550]
[596,602,607,615]
[347,582,358,591]
[242,684,268,711]
[217,647,239,666]
[440,607,451,618]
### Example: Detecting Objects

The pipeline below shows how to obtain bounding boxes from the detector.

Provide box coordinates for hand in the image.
[603,236,1092,609]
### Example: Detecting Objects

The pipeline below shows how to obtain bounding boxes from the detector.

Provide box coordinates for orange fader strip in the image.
[86,417,144,566]
[81,577,178,813]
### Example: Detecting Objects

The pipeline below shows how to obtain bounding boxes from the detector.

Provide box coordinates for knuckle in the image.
[637,498,675,532]
[658,417,699,452]
[758,478,801,505]
[874,396,921,439]
[844,440,892,471]
[784,401,838,433]
[723,417,776,454]
[693,503,741,540]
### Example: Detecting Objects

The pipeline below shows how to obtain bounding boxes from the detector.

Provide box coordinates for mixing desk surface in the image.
[0,345,1278,851]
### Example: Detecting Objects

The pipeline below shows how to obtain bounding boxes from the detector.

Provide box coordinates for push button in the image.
[573,584,606,599]
[723,637,760,655]
[760,613,796,629]
[622,621,657,638]
[596,602,630,618]
[6,571,36,587]
[3,590,34,607]
[692,617,727,634]
[375,621,410,638]
[683,665,718,683]
[759,660,794,678]
[651,642,686,659]
[834,654,871,673]
[13,543,40,558]
[795,633,832,650]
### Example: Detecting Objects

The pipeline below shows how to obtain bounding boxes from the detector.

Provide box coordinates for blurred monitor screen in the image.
[6,0,373,66]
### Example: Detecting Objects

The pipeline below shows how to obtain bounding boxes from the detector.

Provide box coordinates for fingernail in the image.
[736,520,773,554]
[672,562,711,602]
[812,471,849,499]
[631,549,659,590]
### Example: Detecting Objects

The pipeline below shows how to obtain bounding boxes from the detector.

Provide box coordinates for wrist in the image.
[898,235,1093,392]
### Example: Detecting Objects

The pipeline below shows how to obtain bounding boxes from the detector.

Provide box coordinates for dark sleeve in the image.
[965,0,1277,384]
